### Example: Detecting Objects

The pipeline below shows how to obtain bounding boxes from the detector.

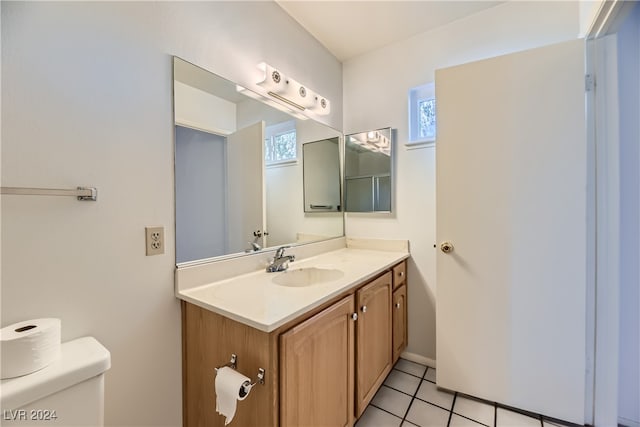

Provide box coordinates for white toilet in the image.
[1,336,111,426]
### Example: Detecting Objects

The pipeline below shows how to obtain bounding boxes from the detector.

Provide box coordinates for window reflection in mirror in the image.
[173,57,344,264]
[344,128,393,213]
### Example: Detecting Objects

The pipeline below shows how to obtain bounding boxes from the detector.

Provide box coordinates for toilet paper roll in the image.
[215,367,254,425]
[1,318,61,379]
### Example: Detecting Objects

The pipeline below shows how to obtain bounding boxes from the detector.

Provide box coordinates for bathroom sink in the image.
[272,267,344,287]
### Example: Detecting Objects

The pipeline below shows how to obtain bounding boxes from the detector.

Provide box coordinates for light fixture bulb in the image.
[367,131,380,142]
[257,62,288,94]
[255,62,330,117]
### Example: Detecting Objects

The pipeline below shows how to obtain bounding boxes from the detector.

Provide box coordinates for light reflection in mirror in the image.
[344,128,393,213]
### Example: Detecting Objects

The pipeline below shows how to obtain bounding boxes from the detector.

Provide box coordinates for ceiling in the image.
[276,1,504,62]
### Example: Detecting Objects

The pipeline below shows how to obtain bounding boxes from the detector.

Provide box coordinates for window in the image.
[265,120,297,165]
[418,98,436,140]
[408,82,436,146]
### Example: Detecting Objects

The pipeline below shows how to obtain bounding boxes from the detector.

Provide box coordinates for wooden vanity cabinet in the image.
[182,260,407,427]
[280,295,355,427]
[182,302,280,427]
[355,272,393,417]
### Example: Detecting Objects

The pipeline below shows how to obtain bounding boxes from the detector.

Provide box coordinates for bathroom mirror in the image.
[303,137,341,213]
[173,57,344,264]
[344,128,393,213]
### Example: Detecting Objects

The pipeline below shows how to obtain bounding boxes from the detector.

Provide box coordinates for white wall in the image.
[617,4,640,425]
[343,1,580,361]
[0,2,341,426]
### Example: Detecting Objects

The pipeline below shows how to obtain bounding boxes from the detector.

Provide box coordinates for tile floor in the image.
[356,358,577,427]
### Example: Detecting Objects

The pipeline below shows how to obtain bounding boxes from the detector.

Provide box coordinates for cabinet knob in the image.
[351,313,358,321]
[361,306,367,313]
[395,302,401,309]
[399,271,404,277]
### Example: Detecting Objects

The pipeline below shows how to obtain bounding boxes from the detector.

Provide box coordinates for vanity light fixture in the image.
[236,84,308,121]
[256,62,331,116]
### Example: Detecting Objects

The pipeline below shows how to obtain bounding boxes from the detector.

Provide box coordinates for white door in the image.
[436,39,588,424]
[226,121,266,253]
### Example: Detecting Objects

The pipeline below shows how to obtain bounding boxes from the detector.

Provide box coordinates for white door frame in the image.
[588,32,620,427]
[585,1,637,425]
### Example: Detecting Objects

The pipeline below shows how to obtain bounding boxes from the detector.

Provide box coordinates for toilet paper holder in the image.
[215,353,266,385]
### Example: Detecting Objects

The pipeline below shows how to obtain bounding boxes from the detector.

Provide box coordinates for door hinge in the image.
[585,74,595,92]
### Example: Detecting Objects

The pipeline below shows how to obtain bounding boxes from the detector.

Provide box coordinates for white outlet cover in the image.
[145,226,164,256]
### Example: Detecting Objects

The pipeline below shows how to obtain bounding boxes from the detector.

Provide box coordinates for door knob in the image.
[440,241,454,253]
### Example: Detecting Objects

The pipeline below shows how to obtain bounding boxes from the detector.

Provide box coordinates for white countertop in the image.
[177,247,409,332]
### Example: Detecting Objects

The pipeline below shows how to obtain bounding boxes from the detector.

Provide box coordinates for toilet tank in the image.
[0,337,111,426]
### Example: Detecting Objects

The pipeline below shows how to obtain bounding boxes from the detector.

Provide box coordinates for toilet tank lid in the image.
[1,336,111,410]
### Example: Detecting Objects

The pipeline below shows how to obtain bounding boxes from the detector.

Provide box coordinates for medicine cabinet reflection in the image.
[344,128,393,213]
[303,137,341,213]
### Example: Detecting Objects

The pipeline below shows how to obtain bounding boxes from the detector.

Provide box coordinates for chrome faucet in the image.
[245,241,261,252]
[266,246,295,272]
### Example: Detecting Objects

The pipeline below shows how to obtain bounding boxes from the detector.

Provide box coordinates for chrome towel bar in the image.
[1,186,97,201]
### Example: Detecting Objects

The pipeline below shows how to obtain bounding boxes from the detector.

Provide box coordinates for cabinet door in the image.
[392,284,407,364]
[355,272,392,418]
[280,295,355,427]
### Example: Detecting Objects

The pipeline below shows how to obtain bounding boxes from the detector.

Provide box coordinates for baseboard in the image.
[619,417,640,427]
[400,351,436,368]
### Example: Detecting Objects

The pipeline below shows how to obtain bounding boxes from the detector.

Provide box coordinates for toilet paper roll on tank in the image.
[1,318,61,379]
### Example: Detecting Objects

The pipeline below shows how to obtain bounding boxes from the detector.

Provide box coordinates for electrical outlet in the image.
[145,226,164,256]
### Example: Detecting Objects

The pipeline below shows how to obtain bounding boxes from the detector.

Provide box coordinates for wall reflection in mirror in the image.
[344,128,393,213]
[173,57,344,264]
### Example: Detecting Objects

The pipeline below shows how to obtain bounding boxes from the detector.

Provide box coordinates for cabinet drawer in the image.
[393,261,406,289]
